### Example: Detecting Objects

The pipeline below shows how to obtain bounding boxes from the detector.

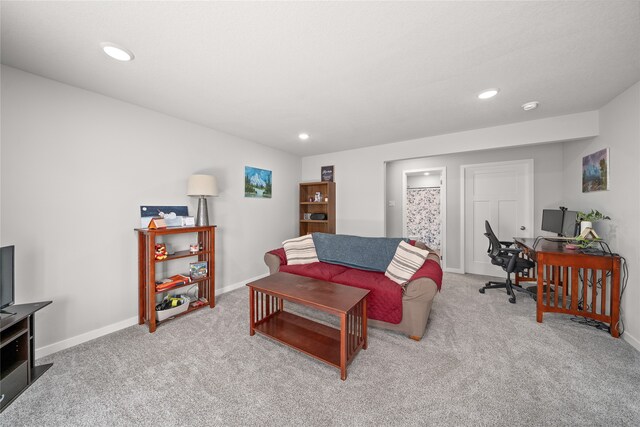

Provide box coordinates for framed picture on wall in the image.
[244,166,272,198]
[321,165,334,182]
[582,148,609,192]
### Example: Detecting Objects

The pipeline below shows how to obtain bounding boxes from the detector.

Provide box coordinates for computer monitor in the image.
[541,209,564,235]
[561,210,579,238]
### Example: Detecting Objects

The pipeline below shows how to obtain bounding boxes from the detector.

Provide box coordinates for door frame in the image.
[460,159,534,274]
[401,167,447,270]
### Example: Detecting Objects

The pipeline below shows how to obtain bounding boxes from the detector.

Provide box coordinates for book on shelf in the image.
[190,261,208,279]
[155,274,191,292]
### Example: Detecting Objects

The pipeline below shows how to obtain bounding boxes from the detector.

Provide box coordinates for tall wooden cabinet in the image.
[299,181,336,235]
[136,226,215,333]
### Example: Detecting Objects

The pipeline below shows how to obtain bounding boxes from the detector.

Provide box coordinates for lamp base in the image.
[195,197,209,226]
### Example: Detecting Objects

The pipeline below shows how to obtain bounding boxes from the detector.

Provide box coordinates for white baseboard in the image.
[36,316,139,359]
[623,330,640,353]
[215,273,267,295]
[444,267,464,274]
[35,273,268,359]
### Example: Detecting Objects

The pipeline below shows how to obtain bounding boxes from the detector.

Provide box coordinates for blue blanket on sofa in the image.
[312,233,408,272]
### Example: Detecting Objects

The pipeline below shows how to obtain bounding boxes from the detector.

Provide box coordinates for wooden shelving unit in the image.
[299,181,335,235]
[136,226,216,333]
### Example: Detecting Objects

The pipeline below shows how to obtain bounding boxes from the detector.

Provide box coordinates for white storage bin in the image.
[156,297,190,321]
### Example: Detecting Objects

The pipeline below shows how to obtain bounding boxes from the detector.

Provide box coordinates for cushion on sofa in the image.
[312,233,408,272]
[280,262,349,282]
[385,241,429,285]
[282,234,318,265]
[330,268,404,324]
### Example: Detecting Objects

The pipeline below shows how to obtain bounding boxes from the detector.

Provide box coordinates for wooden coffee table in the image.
[247,272,369,380]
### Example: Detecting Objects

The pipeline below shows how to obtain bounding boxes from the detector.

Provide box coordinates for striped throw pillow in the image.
[282,234,319,265]
[385,241,429,285]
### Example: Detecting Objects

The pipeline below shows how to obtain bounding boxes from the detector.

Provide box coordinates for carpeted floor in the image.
[2,272,639,426]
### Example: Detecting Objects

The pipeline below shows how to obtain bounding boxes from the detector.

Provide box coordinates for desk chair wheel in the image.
[479,288,485,294]
[509,296,516,304]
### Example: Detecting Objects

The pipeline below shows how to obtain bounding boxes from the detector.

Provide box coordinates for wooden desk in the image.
[514,238,621,337]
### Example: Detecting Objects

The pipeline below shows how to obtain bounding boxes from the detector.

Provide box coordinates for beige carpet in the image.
[1,272,639,426]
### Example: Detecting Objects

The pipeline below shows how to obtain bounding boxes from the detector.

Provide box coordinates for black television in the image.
[1,245,15,315]
[541,209,564,235]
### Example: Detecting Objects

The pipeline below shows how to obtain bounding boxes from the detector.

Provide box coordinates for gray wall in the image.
[0,66,301,354]
[561,81,640,349]
[302,112,598,238]
[407,173,441,188]
[385,143,565,270]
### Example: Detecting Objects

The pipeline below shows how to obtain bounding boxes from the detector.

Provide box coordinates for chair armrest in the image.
[499,241,514,247]
[498,247,522,254]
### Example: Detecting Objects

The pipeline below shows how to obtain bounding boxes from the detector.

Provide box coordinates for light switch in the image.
[388,200,396,207]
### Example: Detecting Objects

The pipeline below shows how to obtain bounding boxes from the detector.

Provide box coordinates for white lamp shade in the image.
[187,174,219,197]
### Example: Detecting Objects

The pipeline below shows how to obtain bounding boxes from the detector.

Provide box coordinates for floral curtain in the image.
[407,187,441,250]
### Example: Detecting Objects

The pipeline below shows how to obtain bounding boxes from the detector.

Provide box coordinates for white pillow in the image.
[282,234,319,265]
[385,241,429,285]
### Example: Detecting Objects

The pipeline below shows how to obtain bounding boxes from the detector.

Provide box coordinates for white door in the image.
[463,160,533,276]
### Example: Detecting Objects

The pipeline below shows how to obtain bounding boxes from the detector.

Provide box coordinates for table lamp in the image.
[187,174,219,226]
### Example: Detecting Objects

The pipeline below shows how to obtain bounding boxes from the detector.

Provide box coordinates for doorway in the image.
[461,159,534,276]
[402,167,446,267]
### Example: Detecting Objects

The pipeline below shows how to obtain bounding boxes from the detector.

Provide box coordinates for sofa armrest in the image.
[398,276,439,339]
[264,252,281,274]
[404,277,439,302]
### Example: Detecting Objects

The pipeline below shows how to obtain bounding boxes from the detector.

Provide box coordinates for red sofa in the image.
[264,241,442,340]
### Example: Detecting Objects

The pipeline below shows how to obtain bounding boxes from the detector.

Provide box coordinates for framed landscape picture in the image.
[244,166,272,198]
[582,148,609,192]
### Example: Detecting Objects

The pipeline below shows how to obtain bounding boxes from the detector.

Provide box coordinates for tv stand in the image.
[0,301,52,412]
[0,310,16,320]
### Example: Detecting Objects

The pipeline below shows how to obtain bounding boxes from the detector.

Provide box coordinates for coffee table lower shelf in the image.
[254,311,342,368]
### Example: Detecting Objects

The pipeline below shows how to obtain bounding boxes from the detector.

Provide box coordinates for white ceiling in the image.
[2,1,639,157]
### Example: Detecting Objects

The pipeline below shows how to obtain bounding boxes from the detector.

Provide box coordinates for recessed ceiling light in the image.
[522,101,539,111]
[478,89,499,100]
[298,133,310,141]
[423,172,430,176]
[100,42,134,61]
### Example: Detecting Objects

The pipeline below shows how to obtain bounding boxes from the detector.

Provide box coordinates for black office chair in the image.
[478,221,536,304]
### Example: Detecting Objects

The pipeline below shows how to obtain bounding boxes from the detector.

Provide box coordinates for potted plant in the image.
[576,209,611,233]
